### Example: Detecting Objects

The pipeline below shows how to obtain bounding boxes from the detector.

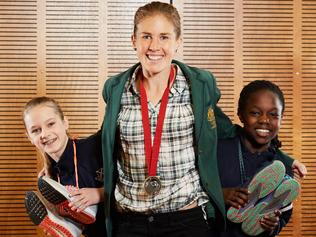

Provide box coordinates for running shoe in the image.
[38,176,97,225]
[227,160,286,223]
[241,175,300,236]
[24,191,82,237]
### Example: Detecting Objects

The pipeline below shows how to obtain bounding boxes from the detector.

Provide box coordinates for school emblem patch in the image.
[95,168,104,183]
[207,107,216,129]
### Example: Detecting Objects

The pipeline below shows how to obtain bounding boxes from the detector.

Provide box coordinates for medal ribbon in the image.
[139,66,175,177]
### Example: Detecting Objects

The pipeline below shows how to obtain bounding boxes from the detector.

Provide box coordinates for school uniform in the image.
[49,131,106,237]
[216,132,293,237]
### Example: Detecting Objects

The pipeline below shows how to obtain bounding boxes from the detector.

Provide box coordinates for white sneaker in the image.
[24,191,82,237]
[38,176,97,224]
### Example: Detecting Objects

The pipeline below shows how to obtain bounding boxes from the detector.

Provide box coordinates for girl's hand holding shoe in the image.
[222,187,249,209]
[260,210,281,233]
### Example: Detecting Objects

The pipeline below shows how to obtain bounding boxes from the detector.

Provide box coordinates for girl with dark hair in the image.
[217,80,302,237]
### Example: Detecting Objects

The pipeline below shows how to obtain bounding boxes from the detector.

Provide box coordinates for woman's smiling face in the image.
[132,14,181,77]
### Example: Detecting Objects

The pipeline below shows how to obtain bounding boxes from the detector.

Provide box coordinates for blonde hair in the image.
[133,1,181,39]
[23,96,64,126]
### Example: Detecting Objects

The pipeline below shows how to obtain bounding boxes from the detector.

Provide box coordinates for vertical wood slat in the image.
[292,0,302,236]
[0,0,38,236]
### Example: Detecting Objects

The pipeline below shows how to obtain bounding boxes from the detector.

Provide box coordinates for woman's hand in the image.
[222,187,249,209]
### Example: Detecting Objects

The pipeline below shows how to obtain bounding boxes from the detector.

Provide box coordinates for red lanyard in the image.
[139,66,175,177]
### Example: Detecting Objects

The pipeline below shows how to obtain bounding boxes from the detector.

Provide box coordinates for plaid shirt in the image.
[115,65,209,213]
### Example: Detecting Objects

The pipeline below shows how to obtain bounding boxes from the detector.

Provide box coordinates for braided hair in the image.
[238,80,285,151]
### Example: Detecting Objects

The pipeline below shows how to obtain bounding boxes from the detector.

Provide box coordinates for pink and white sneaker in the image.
[38,176,97,225]
[24,191,82,237]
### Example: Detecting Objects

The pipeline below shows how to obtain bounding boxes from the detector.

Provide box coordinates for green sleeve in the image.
[276,149,294,167]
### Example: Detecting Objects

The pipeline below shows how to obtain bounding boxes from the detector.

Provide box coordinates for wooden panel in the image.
[106,0,143,77]
[0,0,38,236]
[45,0,100,137]
[175,0,315,236]
[301,0,316,236]
[0,1,315,237]
[178,0,236,119]
[242,0,295,160]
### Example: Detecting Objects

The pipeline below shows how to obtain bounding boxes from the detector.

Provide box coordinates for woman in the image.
[100,2,304,237]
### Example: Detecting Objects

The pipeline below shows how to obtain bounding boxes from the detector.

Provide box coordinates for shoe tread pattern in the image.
[24,191,74,237]
[38,178,67,204]
[227,161,285,223]
[241,178,300,236]
[25,191,48,225]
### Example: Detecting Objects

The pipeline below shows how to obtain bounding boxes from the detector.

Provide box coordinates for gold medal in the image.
[143,176,161,195]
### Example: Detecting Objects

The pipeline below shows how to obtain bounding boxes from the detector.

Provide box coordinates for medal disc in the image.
[144,176,161,195]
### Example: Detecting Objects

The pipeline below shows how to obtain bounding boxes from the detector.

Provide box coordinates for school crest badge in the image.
[95,168,104,183]
[207,107,216,129]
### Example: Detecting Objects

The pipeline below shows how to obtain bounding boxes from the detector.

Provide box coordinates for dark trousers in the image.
[113,206,215,237]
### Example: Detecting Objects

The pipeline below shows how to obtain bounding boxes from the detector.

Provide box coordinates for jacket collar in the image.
[173,60,205,142]
[108,60,206,143]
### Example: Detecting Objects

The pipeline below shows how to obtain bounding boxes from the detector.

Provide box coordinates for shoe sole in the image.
[227,160,285,223]
[38,176,96,224]
[24,191,75,237]
[241,177,300,236]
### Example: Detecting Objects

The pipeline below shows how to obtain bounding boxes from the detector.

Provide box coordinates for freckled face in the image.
[24,104,69,161]
[132,14,181,77]
[239,90,283,151]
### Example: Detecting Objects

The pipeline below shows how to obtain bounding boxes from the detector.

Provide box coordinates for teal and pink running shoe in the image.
[241,175,300,236]
[227,160,286,223]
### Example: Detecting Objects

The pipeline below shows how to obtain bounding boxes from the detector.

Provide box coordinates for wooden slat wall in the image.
[177,0,236,119]
[0,1,315,236]
[105,0,141,77]
[0,0,38,236]
[44,0,100,136]
[174,0,315,236]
